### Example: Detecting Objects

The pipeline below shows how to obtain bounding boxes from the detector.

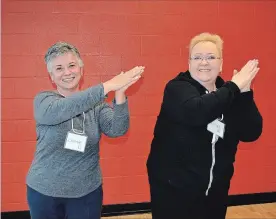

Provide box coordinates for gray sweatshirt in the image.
[26,84,129,198]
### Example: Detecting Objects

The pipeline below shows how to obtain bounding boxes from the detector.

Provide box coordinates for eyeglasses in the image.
[190,55,221,63]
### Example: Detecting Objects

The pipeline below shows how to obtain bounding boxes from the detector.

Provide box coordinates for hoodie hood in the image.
[173,70,225,93]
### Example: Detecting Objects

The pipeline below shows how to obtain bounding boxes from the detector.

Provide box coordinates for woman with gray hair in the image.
[26,41,145,219]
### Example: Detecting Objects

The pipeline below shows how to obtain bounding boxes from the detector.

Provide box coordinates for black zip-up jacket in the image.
[147,70,263,193]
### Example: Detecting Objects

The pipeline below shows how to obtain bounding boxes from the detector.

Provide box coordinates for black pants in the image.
[148,174,230,219]
[27,185,103,219]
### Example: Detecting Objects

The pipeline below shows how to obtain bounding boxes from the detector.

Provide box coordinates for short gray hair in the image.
[44,41,84,73]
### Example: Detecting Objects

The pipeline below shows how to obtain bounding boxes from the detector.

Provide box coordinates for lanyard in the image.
[71,112,86,134]
[56,90,86,135]
[205,89,224,121]
[205,88,222,195]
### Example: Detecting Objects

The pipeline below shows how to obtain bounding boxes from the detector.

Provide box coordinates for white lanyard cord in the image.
[205,89,224,121]
[205,134,218,196]
[71,112,86,134]
[56,90,86,135]
[205,88,224,195]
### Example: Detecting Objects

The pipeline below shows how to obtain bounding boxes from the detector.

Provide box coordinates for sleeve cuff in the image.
[87,83,106,100]
[237,90,254,104]
[223,81,241,98]
[112,98,129,116]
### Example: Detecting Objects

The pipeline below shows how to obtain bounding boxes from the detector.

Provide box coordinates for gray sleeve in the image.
[98,99,129,137]
[34,84,105,125]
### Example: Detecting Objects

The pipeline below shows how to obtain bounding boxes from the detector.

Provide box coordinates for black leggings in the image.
[149,175,230,219]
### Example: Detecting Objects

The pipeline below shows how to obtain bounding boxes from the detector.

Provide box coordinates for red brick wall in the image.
[2,0,276,212]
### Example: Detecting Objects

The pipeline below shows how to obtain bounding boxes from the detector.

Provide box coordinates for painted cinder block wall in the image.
[2,0,276,212]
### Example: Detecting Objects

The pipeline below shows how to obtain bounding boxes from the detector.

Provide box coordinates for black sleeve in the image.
[232,90,263,142]
[162,80,241,127]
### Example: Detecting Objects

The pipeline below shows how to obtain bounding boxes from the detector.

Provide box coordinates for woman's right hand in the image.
[231,59,260,91]
[103,66,145,94]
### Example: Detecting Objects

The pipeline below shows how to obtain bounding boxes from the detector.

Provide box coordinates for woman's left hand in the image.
[115,68,144,104]
[117,66,144,93]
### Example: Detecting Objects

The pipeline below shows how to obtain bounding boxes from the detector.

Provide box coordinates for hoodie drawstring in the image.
[205,133,219,195]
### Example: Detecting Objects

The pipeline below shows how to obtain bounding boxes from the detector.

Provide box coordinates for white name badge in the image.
[64,131,88,152]
[207,119,225,139]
